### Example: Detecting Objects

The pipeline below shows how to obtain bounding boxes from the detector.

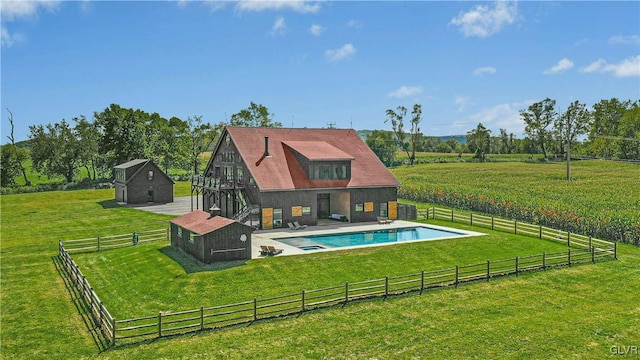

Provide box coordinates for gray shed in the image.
[170,210,254,263]
[114,159,174,204]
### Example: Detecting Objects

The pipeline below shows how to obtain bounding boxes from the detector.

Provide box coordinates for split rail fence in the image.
[59,212,616,347]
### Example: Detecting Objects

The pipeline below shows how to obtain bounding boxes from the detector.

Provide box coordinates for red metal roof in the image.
[170,210,237,235]
[225,127,400,191]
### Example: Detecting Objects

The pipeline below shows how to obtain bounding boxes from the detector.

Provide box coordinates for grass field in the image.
[2,163,640,359]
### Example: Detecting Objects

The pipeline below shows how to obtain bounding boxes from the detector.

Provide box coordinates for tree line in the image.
[367,98,640,165]
[1,102,279,187]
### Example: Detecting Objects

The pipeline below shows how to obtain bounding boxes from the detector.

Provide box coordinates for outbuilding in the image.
[170,209,254,263]
[113,159,174,204]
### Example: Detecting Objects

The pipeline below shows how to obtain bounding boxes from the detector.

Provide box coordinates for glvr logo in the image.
[610,345,639,355]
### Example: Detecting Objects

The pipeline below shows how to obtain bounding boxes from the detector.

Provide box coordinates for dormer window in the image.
[311,162,349,180]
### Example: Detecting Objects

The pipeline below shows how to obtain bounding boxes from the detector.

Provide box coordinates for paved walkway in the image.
[125,196,195,216]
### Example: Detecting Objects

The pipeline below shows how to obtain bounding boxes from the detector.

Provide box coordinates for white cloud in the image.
[450,1,518,38]
[455,96,472,112]
[543,58,574,75]
[346,19,363,28]
[1,26,24,47]
[325,43,356,62]
[388,86,423,99]
[465,100,535,135]
[235,0,320,13]
[309,24,325,36]
[270,16,287,36]
[473,66,496,76]
[0,0,60,20]
[581,56,640,78]
[609,35,640,46]
[580,59,607,73]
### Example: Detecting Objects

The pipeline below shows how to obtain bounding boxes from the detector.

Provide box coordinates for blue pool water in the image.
[275,226,466,251]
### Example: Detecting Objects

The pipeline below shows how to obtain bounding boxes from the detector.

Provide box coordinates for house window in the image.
[189,232,199,244]
[302,206,311,215]
[225,166,233,182]
[148,170,154,181]
[225,134,231,146]
[237,168,244,183]
[356,203,364,212]
[273,208,283,228]
[380,202,388,217]
[177,227,182,238]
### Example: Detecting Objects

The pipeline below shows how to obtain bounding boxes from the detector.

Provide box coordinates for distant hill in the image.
[356,130,466,144]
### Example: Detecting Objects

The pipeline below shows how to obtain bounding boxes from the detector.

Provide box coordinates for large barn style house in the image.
[191,127,401,230]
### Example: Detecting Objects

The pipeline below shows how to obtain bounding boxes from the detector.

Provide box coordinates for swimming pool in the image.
[275,226,467,251]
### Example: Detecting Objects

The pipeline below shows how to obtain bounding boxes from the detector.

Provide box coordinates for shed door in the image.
[317,194,330,219]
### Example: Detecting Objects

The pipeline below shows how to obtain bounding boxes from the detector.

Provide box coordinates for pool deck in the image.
[251,220,485,259]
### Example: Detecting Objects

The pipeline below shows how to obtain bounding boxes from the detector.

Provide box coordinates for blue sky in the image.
[2,1,639,143]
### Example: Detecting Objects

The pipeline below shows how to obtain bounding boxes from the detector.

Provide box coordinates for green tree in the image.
[29,120,81,183]
[187,116,222,174]
[385,104,422,165]
[617,103,640,160]
[94,104,148,169]
[4,108,31,186]
[556,101,592,180]
[589,98,630,158]
[466,123,491,162]
[230,102,282,127]
[365,130,396,166]
[73,116,102,180]
[521,98,557,159]
[1,145,22,187]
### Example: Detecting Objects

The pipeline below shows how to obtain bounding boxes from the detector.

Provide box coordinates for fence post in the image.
[385,276,389,297]
[420,270,425,294]
[451,209,454,222]
[97,236,100,252]
[200,306,204,331]
[111,317,116,347]
[301,290,306,312]
[589,236,592,252]
[491,217,495,230]
[568,249,572,266]
[158,312,162,338]
[542,252,546,270]
[486,260,490,282]
[345,282,349,303]
[592,247,596,263]
[539,225,542,239]
[455,266,459,288]
[470,213,473,226]
[614,242,617,260]
[515,256,519,276]
[253,298,258,321]
[567,232,571,247]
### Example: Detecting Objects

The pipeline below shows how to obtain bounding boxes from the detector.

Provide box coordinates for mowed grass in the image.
[1,182,639,359]
[74,222,570,318]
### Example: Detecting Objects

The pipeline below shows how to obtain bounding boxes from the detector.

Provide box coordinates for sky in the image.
[1,1,639,143]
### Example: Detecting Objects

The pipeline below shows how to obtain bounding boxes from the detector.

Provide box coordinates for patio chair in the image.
[267,246,283,256]
[288,222,297,230]
[260,245,271,256]
[293,221,308,230]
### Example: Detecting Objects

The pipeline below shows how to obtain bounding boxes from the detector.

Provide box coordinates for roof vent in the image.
[209,205,221,218]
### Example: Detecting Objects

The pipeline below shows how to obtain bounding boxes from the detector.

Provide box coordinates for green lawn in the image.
[2,173,639,359]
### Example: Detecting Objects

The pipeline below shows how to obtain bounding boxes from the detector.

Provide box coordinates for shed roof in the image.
[219,127,400,191]
[114,159,148,169]
[171,210,251,235]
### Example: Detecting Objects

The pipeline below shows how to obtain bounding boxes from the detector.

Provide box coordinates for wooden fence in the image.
[420,207,617,255]
[58,217,617,347]
[61,228,168,253]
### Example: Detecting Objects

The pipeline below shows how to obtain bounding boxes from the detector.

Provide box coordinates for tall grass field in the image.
[1,161,639,359]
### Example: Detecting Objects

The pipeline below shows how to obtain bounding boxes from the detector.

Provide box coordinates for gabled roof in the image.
[114,159,175,184]
[114,159,148,169]
[171,210,251,235]
[221,126,400,191]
